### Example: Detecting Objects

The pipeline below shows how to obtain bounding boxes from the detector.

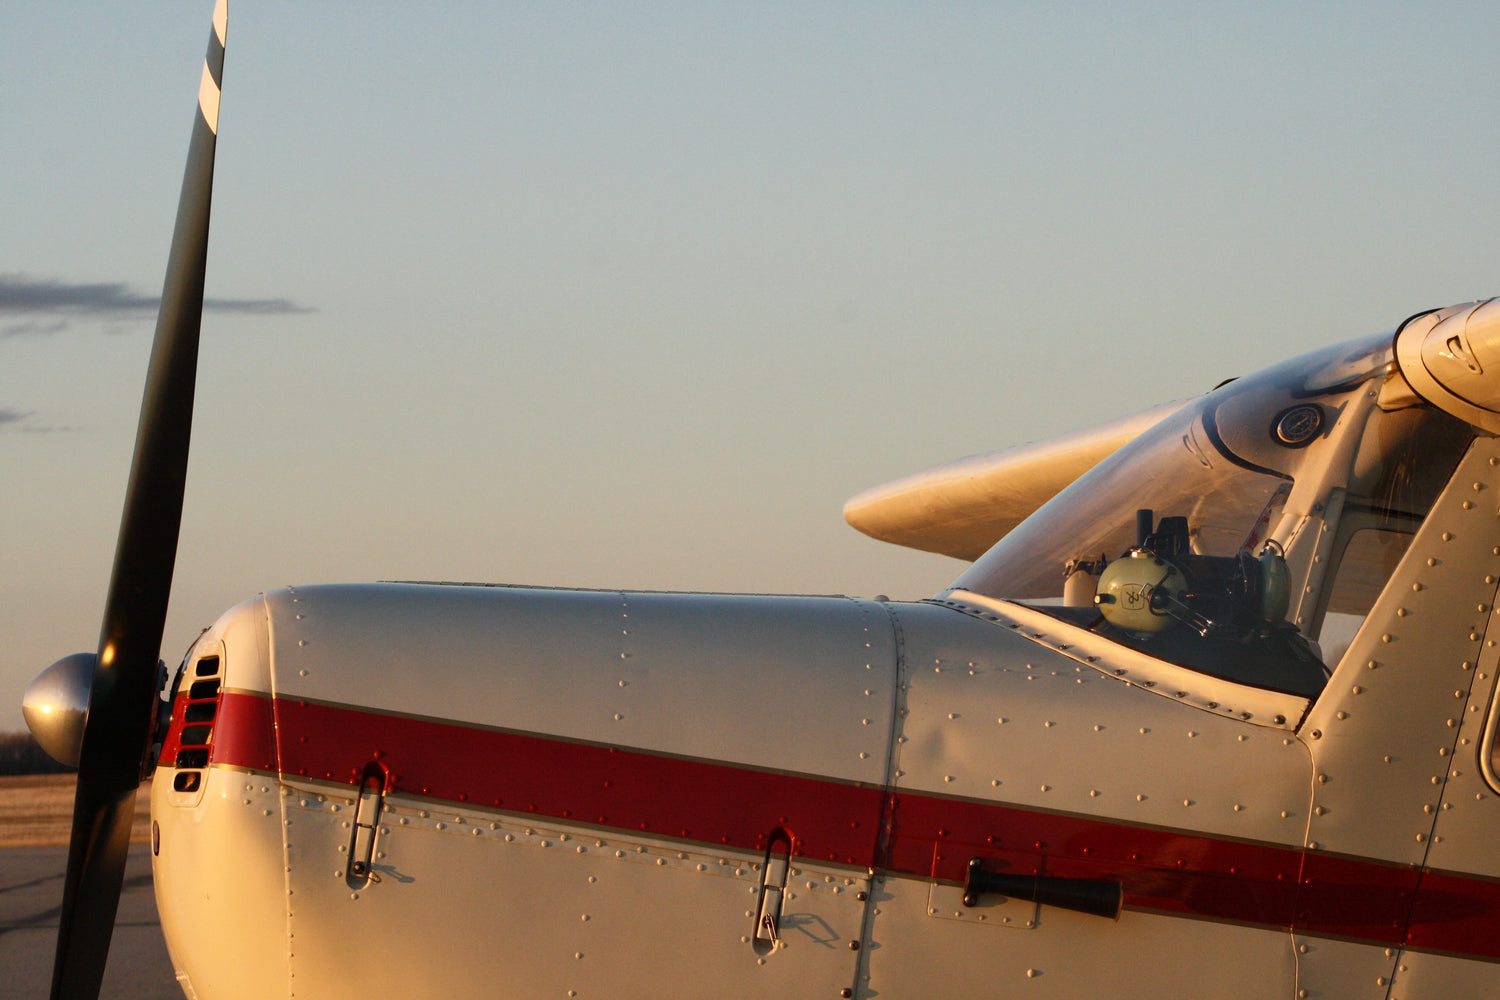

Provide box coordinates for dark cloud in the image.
[0,408,80,434]
[0,274,312,333]
[1,319,69,338]
[0,276,157,313]
[202,295,313,314]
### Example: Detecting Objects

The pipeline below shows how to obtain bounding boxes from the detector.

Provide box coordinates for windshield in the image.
[951,332,1471,697]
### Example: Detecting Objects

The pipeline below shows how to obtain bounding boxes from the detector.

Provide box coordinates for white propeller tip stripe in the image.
[198,62,220,135]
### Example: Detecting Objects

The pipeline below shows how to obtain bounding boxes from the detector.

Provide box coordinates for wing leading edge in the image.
[843,400,1186,562]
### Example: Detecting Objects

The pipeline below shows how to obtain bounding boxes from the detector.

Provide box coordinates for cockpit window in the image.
[950,332,1471,698]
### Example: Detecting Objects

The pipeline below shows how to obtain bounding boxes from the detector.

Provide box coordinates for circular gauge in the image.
[1273,404,1323,447]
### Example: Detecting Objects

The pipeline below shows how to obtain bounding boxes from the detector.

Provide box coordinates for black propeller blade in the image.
[50,3,227,997]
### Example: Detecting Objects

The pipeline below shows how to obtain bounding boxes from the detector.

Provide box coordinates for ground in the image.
[0,776,175,999]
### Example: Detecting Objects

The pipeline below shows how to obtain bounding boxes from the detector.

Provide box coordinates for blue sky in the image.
[3,2,1499,727]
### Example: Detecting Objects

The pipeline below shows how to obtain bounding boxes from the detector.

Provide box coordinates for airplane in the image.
[19,2,1500,997]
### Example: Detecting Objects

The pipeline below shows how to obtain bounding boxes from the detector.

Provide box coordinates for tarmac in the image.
[0,845,177,999]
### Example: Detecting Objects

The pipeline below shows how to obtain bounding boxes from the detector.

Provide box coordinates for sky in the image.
[2,2,1499,729]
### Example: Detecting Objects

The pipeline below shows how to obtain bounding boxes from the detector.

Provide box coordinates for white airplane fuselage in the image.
[151,417,1500,1000]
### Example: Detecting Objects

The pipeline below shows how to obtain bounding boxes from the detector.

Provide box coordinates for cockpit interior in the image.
[949,332,1473,699]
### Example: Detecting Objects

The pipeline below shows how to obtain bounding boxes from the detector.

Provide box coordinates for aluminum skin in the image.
[150,522,1500,997]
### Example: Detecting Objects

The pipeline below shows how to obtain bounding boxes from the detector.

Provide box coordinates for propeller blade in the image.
[51,3,227,997]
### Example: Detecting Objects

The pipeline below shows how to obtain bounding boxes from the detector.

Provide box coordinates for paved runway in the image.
[0,846,177,999]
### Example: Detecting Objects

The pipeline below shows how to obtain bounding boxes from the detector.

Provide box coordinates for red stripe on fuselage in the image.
[1407,868,1500,956]
[207,690,1500,960]
[890,789,1305,929]
[263,693,885,865]
[209,689,276,771]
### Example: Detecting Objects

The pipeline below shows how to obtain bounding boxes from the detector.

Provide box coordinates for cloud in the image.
[0,274,312,333]
[0,407,82,434]
[1,319,69,338]
[0,276,158,314]
[202,295,313,315]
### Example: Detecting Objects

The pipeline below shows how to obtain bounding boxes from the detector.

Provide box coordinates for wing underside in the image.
[843,401,1186,561]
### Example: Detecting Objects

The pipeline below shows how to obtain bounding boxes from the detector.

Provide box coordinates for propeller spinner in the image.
[21,3,228,997]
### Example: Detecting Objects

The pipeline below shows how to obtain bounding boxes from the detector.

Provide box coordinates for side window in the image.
[1313,525,1415,668]
[1309,404,1472,668]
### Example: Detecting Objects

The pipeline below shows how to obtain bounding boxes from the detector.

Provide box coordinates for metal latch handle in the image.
[753,827,794,951]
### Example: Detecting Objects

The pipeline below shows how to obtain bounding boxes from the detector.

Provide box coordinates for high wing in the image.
[843,400,1185,561]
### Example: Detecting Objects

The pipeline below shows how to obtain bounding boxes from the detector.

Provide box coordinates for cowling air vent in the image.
[170,654,222,792]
